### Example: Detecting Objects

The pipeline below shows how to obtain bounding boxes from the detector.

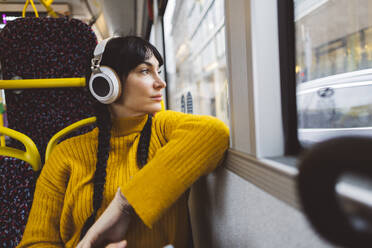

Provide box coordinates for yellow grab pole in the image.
[45,117,96,161]
[0,100,5,147]
[22,0,39,18]
[0,127,41,171]
[42,0,54,7]
[0,77,86,89]
[39,0,58,17]
[0,114,5,147]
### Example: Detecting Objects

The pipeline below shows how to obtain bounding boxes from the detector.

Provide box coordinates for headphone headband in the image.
[91,37,115,73]
[94,37,114,56]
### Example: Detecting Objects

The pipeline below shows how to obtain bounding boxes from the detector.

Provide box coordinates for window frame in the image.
[277,0,302,155]
[224,0,300,208]
[149,0,169,109]
[153,0,372,215]
[225,0,372,213]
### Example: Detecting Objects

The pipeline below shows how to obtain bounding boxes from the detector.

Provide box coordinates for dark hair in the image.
[80,36,163,239]
[101,36,163,79]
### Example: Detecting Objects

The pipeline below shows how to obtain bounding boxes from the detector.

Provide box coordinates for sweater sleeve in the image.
[17,143,70,248]
[121,110,229,228]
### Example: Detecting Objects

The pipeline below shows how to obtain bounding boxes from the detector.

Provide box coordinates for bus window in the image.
[163,0,229,125]
[295,0,372,145]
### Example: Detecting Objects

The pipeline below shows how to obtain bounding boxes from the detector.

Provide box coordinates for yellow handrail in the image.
[0,78,86,89]
[45,117,96,161]
[0,100,6,147]
[0,127,41,171]
[39,0,58,18]
[22,0,58,19]
[0,114,5,147]
[22,0,39,17]
[42,0,54,6]
[45,103,165,161]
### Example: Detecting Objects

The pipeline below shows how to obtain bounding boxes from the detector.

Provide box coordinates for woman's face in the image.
[110,54,166,118]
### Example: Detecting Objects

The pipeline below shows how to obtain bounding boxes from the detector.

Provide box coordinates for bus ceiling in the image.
[0,0,149,39]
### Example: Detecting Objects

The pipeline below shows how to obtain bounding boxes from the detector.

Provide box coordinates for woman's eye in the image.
[158,70,162,74]
[140,69,149,74]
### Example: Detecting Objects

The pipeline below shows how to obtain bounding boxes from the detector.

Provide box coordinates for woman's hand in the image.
[105,240,128,248]
[77,189,133,248]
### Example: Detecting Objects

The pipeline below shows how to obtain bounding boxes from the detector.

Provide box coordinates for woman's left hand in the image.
[77,189,133,248]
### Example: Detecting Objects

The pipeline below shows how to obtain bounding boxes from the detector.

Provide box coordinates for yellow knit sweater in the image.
[17,110,229,248]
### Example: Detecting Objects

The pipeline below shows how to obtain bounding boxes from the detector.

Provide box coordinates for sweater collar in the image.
[111,114,148,136]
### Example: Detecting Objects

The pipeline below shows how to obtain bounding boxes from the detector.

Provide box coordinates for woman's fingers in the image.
[76,239,85,248]
[105,240,127,248]
[76,239,127,248]
[76,240,92,248]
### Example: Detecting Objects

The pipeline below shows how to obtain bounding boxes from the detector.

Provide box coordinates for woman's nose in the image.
[154,76,166,89]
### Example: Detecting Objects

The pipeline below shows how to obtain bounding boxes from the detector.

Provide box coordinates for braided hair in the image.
[80,36,163,239]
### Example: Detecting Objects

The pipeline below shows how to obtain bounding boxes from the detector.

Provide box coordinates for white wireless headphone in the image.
[89,37,121,104]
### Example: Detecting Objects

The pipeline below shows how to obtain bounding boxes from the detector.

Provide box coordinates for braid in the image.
[137,114,153,168]
[78,36,162,240]
[79,110,152,240]
[80,102,112,240]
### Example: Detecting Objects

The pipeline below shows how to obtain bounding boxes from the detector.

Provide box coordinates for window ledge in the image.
[225,148,372,216]
[224,148,301,209]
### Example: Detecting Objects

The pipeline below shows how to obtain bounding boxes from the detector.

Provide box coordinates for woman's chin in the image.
[143,107,161,115]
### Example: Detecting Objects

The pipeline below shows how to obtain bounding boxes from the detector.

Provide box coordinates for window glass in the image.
[163,0,229,125]
[295,0,372,145]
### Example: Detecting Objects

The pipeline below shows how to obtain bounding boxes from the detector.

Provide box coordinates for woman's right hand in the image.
[105,240,127,248]
[77,189,133,248]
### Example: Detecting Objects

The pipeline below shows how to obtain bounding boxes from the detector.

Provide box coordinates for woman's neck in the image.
[109,104,147,119]
[111,114,148,136]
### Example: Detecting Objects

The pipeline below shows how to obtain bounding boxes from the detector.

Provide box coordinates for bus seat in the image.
[0,17,96,247]
[45,117,96,161]
[45,99,167,161]
[45,98,167,160]
[0,127,41,171]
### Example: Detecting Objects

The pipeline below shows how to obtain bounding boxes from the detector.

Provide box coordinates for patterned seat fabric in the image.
[0,17,97,247]
[0,157,34,248]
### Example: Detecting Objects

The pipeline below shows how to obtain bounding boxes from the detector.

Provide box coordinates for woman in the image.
[18,36,229,248]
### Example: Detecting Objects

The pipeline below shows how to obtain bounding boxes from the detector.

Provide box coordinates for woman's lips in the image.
[151,97,162,101]
[151,95,163,101]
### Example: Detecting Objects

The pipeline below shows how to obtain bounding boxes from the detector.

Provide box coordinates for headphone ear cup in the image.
[89,66,121,104]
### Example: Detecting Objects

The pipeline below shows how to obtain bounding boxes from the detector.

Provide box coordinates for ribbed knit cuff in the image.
[120,164,185,229]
